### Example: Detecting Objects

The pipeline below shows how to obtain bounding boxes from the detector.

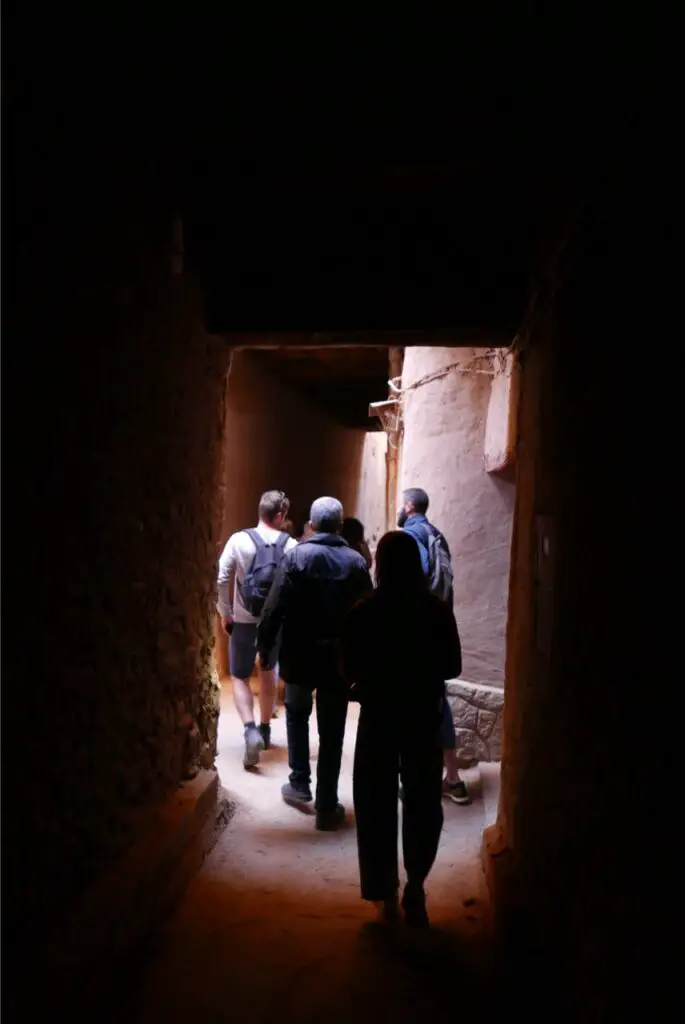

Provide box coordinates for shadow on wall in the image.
[220,351,367,544]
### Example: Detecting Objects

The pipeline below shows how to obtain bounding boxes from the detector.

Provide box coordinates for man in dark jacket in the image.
[258,496,372,830]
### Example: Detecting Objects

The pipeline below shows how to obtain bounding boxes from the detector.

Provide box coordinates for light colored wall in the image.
[399,346,515,688]
[353,431,388,556]
[484,351,517,476]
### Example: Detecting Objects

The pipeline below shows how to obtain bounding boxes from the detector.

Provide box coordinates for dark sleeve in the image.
[438,602,462,680]
[355,563,374,601]
[257,556,293,657]
[340,602,365,684]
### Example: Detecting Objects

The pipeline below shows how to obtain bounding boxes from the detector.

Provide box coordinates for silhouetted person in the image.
[341,530,462,927]
[341,516,373,570]
[258,496,372,830]
[397,486,470,804]
[293,513,315,543]
[217,490,297,767]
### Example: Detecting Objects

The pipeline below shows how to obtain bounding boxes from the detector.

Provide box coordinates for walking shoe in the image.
[443,778,471,805]
[315,803,346,831]
[258,723,272,750]
[281,781,313,808]
[401,884,430,929]
[243,725,265,768]
[374,894,400,925]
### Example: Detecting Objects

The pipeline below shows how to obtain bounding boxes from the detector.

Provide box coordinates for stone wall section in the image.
[446,679,504,768]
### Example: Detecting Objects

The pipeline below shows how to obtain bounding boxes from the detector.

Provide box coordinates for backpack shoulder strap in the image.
[426,522,451,556]
[276,532,290,552]
[243,528,265,548]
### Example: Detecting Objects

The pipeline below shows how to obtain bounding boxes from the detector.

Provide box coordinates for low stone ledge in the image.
[41,769,233,1015]
[446,678,504,768]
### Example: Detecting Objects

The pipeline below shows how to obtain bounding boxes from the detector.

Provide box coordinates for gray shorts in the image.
[229,622,279,680]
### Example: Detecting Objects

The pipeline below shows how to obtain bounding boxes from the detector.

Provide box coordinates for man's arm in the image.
[257,556,293,657]
[217,535,237,629]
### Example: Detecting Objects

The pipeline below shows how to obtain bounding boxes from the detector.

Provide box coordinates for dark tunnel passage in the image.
[2,14,669,1022]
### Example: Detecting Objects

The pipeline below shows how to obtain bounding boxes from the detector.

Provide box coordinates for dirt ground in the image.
[123,684,502,1022]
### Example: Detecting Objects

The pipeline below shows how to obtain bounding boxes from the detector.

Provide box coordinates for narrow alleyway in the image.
[121,686,502,1022]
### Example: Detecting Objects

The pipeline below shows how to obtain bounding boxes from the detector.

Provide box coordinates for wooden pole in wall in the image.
[385,347,404,533]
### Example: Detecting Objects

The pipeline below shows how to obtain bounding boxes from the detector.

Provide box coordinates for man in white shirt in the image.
[217,490,298,768]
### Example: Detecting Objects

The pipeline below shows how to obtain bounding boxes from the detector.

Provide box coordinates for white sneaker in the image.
[243,726,265,768]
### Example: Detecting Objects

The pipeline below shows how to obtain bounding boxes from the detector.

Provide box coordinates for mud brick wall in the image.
[3,173,230,959]
[221,351,366,546]
[496,177,661,1020]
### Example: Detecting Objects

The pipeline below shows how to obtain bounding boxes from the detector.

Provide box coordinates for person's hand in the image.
[222,615,233,634]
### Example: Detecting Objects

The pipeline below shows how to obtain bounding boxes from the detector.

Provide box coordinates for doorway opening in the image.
[209,340,516,923]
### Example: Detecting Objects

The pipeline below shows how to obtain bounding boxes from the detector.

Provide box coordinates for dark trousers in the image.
[441,692,457,750]
[353,705,444,901]
[285,677,349,813]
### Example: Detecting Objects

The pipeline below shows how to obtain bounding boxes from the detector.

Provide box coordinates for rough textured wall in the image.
[400,347,515,687]
[4,182,229,959]
[353,431,388,556]
[494,184,661,1019]
[221,352,365,544]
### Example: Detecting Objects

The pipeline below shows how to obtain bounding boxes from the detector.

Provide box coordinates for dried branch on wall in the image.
[394,349,504,401]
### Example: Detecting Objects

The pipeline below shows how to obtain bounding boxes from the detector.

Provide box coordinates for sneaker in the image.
[443,778,471,805]
[401,884,430,929]
[281,781,313,808]
[259,723,272,750]
[243,725,265,769]
[315,803,346,831]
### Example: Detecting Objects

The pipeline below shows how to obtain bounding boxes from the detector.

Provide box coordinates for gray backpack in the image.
[238,530,289,617]
[415,523,454,603]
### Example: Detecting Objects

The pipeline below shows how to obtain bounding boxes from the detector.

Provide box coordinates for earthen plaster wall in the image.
[353,431,388,555]
[4,184,230,962]
[221,352,366,545]
[399,347,515,687]
[493,181,658,1019]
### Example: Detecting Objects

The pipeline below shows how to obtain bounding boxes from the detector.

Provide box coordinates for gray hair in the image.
[309,496,343,533]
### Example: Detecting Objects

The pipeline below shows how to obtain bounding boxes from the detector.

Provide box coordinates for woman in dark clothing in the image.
[341,530,462,927]
[340,517,373,570]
